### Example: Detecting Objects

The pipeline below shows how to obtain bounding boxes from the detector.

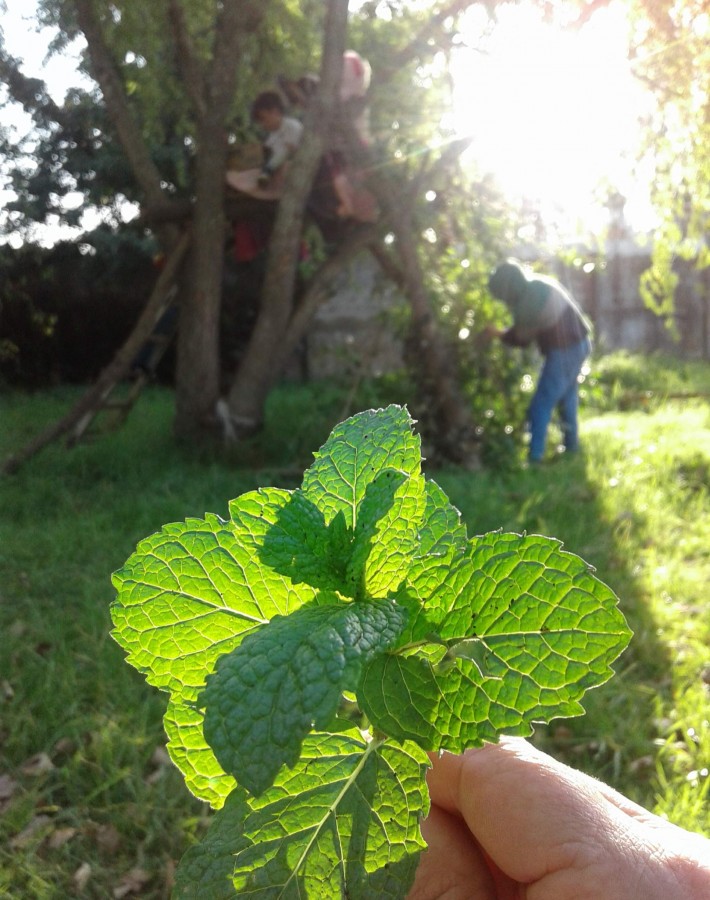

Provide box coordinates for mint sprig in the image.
[173,731,429,899]
[202,598,408,796]
[111,404,632,897]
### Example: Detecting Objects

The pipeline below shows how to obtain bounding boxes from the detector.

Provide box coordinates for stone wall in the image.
[306,253,404,379]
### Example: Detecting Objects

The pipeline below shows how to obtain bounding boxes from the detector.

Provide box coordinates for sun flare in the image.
[450,2,655,236]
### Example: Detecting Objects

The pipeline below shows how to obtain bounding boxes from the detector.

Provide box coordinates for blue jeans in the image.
[527,337,591,462]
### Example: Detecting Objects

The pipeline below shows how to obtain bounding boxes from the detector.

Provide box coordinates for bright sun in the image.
[450,2,655,237]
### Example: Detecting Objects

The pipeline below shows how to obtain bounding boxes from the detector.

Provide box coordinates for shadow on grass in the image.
[0,380,700,895]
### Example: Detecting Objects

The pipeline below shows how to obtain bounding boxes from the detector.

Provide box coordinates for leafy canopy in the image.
[111,405,631,898]
[630,0,709,320]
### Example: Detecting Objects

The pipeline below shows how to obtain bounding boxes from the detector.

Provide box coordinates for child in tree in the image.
[278,52,377,226]
[328,49,374,221]
[250,91,303,189]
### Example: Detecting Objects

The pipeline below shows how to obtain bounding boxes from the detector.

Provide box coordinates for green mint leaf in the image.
[164,696,235,809]
[259,492,353,592]
[111,405,634,899]
[301,405,421,529]
[359,655,441,748]
[346,469,427,599]
[202,599,408,796]
[414,479,468,557]
[173,731,429,899]
[360,532,631,749]
[441,532,631,648]
[394,479,470,641]
[173,790,250,900]
[111,489,320,701]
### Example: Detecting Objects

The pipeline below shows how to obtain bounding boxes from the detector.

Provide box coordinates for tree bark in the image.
[224,0,350,433]
[172,0,269,439]
[368,177,480,465]
[73,0,169,211]
[167,0,207,119]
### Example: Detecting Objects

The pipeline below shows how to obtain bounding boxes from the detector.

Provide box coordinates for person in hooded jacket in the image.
[485,259,592,463]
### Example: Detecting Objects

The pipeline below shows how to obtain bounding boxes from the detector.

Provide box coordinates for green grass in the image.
[1,353,709,897]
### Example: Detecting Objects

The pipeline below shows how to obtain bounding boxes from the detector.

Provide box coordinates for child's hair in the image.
[250,91,285,121]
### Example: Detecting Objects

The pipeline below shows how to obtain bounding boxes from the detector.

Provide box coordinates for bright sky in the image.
[0,1,95,246]
[1,2,91,123]
[449,2,657,239]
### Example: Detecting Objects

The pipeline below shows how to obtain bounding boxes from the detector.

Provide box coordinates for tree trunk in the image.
[224,0,350,434]
[370,179,480,465]
[173,0,269,440]
[221,131,328,432]
[73,0,168,211]
[238,223,379,414]
[173,127,230,438]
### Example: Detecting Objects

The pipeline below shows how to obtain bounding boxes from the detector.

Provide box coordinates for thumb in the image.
[426,738,630,884]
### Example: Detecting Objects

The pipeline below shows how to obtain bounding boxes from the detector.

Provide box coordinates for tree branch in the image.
[380,0,481,79]
[1,231,190,476]
[570,0,613,28]
[0,49,71,129]
[72,0,167,209]
[206,0,265,112]
[173,0,271,432]
[167,0,207,118]
[225,0,350,427]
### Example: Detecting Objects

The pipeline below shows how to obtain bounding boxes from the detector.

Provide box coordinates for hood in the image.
[488,261,527,307]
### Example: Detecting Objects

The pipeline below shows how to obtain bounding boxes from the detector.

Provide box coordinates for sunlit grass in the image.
[437,396,710,834]
[582,403,710,832]
[1,358,708,896]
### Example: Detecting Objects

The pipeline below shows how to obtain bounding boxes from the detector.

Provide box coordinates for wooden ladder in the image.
[68,287,178,445]
[1,232,190,476]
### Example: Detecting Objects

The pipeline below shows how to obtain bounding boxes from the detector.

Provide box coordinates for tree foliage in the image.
[630,0,709,321]
[5,0,703,466]
[2,0,521,465]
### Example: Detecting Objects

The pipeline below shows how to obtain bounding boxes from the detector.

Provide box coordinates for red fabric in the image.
[234,221,265,263]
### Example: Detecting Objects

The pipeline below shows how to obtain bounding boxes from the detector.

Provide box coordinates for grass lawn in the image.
[1,352,709,898]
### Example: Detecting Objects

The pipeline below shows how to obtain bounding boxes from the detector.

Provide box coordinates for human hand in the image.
[409,737,710,900]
